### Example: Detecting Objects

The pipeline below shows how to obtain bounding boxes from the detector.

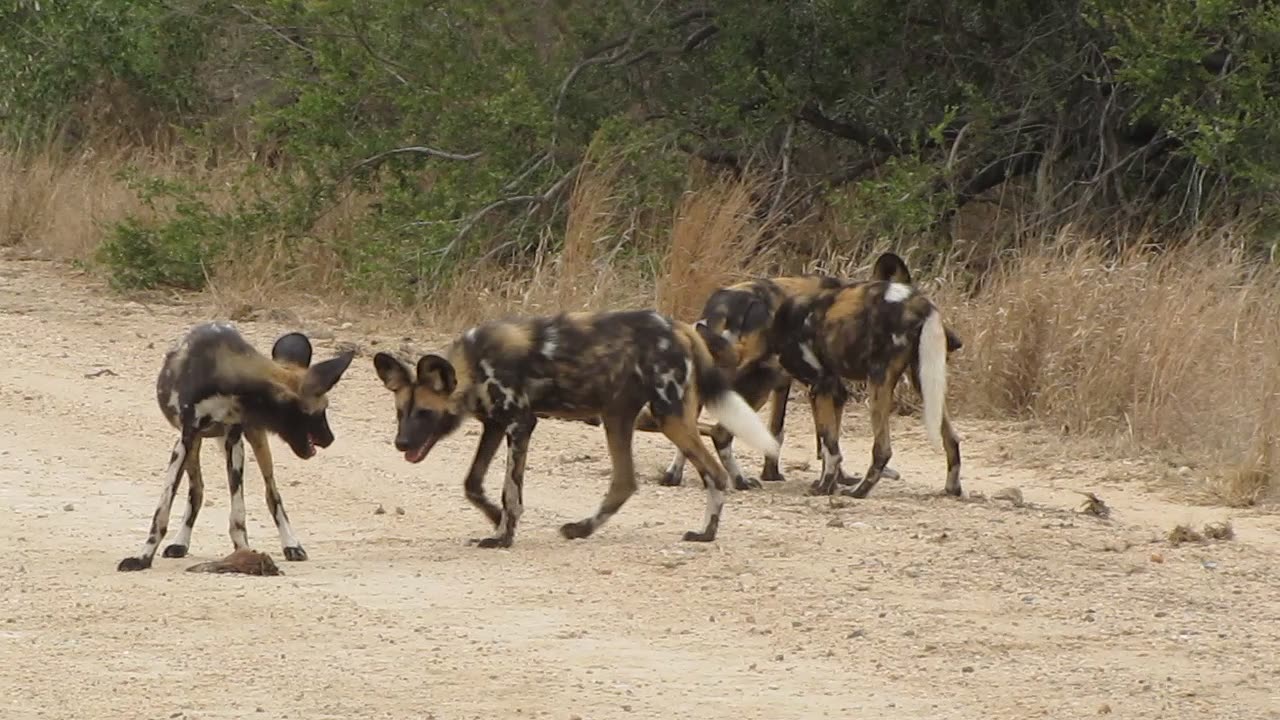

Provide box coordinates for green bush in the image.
[98,216,220,291]
[5,0,1280,293]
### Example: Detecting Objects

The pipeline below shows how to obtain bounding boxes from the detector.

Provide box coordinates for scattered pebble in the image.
[63,503,75,511]
[827,517,845,528]
[374,504,387,515]
[1202,520,1234,541]
[395,506,406,516]
[333,340,364,356]
[961,666,974,673]
[993,487,1024,506]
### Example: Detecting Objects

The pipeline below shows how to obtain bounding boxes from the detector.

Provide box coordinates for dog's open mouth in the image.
[404,437,436,464]
[304,435,319,458]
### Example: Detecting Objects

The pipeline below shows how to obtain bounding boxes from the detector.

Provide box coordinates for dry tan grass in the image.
[938,230,1280,492]
[1167,519,1235,546]
[0,142,250,262]
[655,174,776,322]
[204,189,374,318]
[0,145,159,258]
[1167,523,1205,546]
[411,161,648,331]
[554,151,623,308]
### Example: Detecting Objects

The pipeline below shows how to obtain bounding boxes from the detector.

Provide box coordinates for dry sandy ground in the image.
[2,252,1279,720]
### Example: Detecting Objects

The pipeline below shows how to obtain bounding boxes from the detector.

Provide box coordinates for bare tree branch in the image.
[346,12,418,88]
[554,37,637,129]
[229,4,312,57]
[347,145,483,177]
[797,103,898,154]
[767,121,796,218]
[677,139,742,174]
[503,151,552,193]
[682,25,720,52]
[431,164,583,266]
[953,150,1043,208]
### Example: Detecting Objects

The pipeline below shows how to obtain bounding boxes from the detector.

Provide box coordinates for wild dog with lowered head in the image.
[648,255,959,492]
[769,278,961,498]
[646,274,844,491]
[116,322,355,571]
[372,309,781,548]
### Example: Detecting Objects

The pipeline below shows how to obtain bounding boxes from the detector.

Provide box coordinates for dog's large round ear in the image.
[302,350,356,397]
[871,252,912,284]
[272,332,313,367]
[416,354,457,395]
[373,352,413,391]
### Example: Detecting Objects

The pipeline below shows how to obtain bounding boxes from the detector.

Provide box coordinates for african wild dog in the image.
[645,253,958,493]
[116,322,355,571]
[641,274,843,491]
[769,276,961,498]
[372,309,781,549]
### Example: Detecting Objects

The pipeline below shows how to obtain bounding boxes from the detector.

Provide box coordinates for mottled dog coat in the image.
[373,309,780,548]
[117,322,355,571]
[651,253,962,492]
[647,274,842,491]
[770,278,962,498]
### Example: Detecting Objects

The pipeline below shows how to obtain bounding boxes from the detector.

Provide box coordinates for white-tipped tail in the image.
[706,391,781,459]
[918,308,948,452]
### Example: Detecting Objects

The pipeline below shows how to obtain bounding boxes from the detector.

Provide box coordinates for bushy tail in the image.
[681,324,781,459]
[918,307,948,452]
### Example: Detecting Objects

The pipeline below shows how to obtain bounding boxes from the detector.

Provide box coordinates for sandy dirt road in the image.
[1,252,1278,720]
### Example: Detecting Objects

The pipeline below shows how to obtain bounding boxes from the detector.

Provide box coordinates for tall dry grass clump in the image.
[656,174,774,321]
[417,159,651,330]
[942,229,1280,502]
[0,144,170,259]
[554,154,626,308]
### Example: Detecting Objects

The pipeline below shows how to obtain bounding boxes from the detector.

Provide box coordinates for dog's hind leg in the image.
[118,427,198,571]
[163,436,204,559]
[223,426,250,552]
[659,450,688,487]
[759,380,790,483]
[848,377,897,499]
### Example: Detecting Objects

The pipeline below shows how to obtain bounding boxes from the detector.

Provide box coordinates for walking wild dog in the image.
[649,252,962,492]
[372,309,781,548]
[645,273,847,491]
[769,274,962,498]
[117,322,355,571]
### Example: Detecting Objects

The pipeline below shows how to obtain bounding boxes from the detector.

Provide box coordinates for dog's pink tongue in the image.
[405,446,425,463]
